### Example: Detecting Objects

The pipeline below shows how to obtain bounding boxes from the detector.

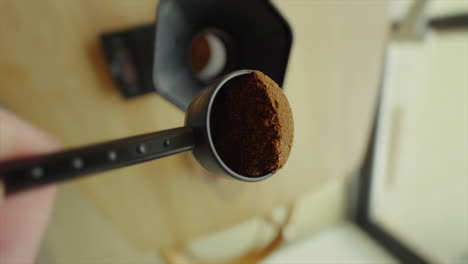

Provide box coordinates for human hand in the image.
[0,108,60,264]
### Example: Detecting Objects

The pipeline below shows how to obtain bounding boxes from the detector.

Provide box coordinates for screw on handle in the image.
[0,127,195,194]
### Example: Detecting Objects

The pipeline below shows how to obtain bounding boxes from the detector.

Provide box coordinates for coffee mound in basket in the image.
[210,70,294,177]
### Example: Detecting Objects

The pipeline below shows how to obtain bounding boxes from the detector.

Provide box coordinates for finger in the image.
[0,185,56,263]
[0,109,59,159]
[0,108,61,264]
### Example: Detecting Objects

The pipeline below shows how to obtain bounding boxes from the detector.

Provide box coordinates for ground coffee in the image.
[190,34,210,73]
[210,71,294,177]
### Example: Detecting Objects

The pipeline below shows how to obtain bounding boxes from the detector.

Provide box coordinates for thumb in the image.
[0,109,60,159]
[0,108,60,263]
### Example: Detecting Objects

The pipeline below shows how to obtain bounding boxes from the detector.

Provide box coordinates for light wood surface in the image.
[0,0,389,252]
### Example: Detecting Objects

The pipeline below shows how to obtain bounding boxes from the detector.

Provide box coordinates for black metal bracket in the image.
[101,24,156,98]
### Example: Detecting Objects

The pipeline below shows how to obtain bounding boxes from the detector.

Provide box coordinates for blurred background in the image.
[0,0,466,263]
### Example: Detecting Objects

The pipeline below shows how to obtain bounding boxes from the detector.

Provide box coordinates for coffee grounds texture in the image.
[210,70,294,177]
[190,34,211,73]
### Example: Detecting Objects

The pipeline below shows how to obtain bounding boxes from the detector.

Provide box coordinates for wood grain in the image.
[0,0,389,251]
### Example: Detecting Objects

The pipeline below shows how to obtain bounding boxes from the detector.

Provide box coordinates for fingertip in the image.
[0,107,62,158]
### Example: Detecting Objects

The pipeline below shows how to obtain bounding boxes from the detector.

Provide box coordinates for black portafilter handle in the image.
[0,127,194,194]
